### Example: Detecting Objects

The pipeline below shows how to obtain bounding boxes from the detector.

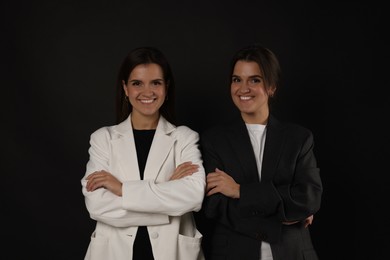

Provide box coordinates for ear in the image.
[122,80,128,96]
[268,85,276,97]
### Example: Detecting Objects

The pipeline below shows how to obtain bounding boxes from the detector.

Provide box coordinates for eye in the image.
[152,80,163,86]
[250,77,262,84]
[232,77,241,83]
[131,80,142,87]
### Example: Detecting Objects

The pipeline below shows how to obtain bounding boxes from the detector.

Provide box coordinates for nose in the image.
[239,83,250,93]
[143,84,156,95]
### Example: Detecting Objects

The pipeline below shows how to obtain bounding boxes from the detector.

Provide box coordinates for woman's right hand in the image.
[86,170,123,196]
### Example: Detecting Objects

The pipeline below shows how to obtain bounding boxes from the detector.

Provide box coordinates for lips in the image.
[139,98,155,104]
[239,96,252,100]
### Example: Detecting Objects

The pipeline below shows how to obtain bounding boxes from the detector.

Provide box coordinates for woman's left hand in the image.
[169,161,199,180]
[282,215,314,228]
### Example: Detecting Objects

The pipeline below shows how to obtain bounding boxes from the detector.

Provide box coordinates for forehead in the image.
[233,61,262,76]
[129,63,163,79]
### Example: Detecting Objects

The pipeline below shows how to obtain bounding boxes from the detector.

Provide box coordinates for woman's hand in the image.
[86,170,123,196]
[282,215,314,228]
[169,161,199,180]
[206,168,240,198]
[303,214,314,228]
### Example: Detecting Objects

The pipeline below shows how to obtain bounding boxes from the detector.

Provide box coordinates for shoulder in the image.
[174,125,200,140]
[284,122,312,136]
[201,124,224,138]
[270,116,314,141]
[89,124,118,142]
[201,118,243,139]
[159,117,199,140]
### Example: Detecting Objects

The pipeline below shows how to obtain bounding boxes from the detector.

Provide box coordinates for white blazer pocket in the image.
[177,229,205,260]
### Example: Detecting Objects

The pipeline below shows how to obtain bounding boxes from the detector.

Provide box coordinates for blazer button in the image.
[150,232,159,239]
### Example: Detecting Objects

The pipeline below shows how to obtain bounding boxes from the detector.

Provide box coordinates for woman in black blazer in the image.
[198,44,323,260]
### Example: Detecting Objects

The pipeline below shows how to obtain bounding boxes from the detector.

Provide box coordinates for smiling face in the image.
[230,60,274,124]
[122,63,167,128]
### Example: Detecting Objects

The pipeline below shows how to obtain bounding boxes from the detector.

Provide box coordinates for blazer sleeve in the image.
[81,127,170,228]
[121,126,206,216]
[269,128,322,221]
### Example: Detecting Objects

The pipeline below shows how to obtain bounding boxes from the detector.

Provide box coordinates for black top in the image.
[132,129,155,260]
[133,129,155,179]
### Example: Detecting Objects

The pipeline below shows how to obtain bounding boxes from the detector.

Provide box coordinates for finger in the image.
[179,161,193,168]
[181,164,198,172]
[90,179,105,191]
[175,163,192,174]
[87,175,105,191]
[176,167,195,177]
[304,218,312,228]
[183,165,199,175]
[87,177,99,191]
[215,168,224,173]
[206,187,219,196]
[86,171,105,180]
[206,186,221,196]
[86,173,96,180]
[206,180,218,192]
[206,173,219,181]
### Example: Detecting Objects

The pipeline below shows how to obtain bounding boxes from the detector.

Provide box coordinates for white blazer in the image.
[81,115,206,260]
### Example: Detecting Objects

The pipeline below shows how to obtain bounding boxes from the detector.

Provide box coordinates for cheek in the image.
[230,84,235,93]
[127,87,140,97]
[157,86,167,97]
[230,85,239,96]
[259,87,269,96]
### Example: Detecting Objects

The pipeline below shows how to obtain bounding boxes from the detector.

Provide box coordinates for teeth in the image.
[140,99,154,103]
[240,96,251,100]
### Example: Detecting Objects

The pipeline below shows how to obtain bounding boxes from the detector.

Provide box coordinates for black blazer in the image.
[198,115,323,260]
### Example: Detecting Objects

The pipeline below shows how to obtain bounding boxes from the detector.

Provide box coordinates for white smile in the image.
[240,96,252,100]
[140,99,155,104]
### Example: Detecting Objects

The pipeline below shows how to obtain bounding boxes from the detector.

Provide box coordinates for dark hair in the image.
[115,46,176,124]
[229,44,281,97]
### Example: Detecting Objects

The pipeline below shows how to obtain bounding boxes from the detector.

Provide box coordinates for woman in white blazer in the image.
[81,47,206,260]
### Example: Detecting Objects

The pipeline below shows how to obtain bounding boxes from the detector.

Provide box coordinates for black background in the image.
[2,1,387,259]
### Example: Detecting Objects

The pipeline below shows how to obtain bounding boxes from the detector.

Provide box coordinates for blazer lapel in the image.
[261,115,286,182]
[143,117,175,181]
[227,115,286,183]
[111,116,141,181]
[227,119,260,182]
[111,115,176,181]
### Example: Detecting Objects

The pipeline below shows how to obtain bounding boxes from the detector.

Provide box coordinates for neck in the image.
[241,110,269,125]
[131,113,159,130]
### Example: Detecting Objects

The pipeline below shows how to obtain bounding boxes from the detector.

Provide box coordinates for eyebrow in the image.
[128,78,164,82]
[232,74,263,79]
